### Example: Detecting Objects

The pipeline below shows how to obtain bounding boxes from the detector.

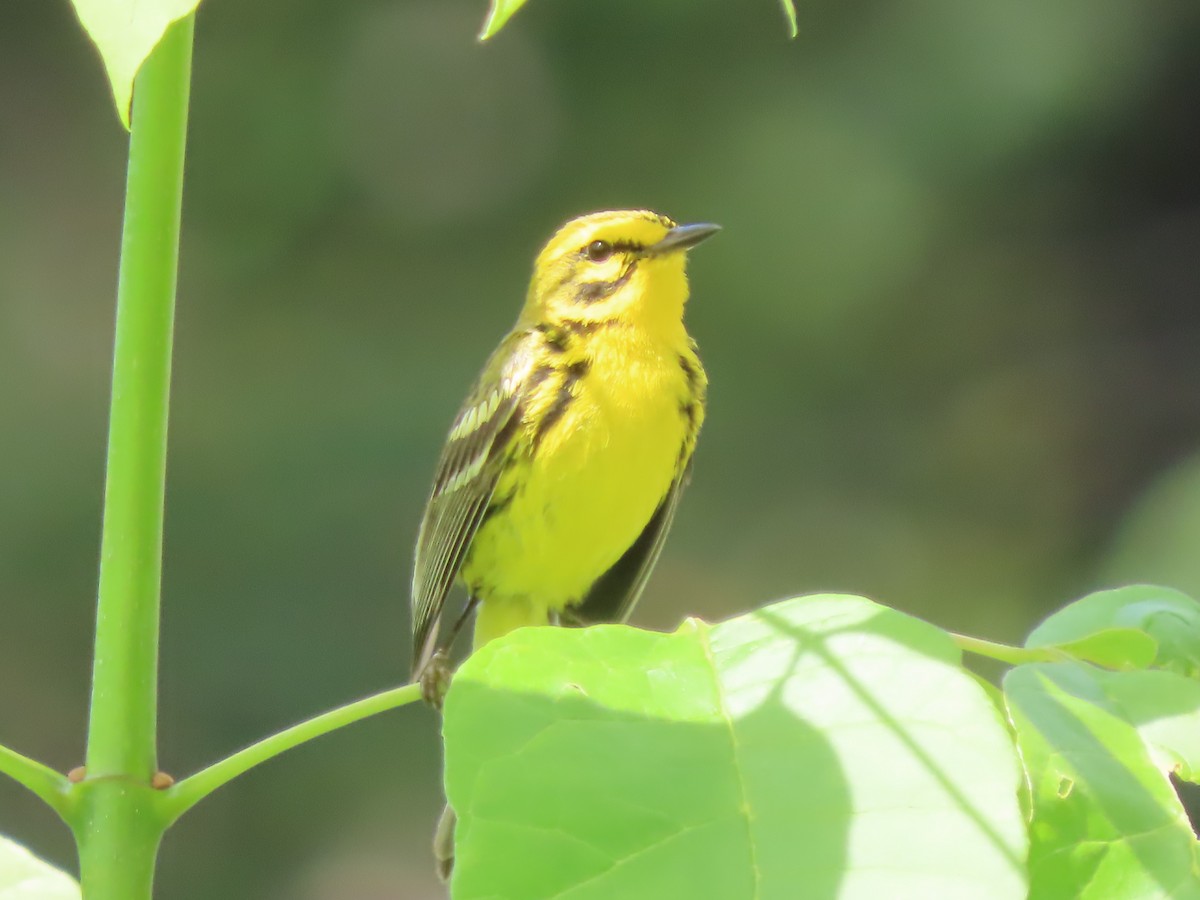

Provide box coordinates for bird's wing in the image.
[568,460,693,626]
[410,333,536,679]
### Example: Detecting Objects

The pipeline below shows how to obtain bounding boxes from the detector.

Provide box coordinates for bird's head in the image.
[521,210,719,332]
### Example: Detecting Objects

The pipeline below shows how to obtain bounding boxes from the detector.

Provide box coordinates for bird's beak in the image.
[646,222,721,256]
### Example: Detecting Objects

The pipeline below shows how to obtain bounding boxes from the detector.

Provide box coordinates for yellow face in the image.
[521,210,718,330]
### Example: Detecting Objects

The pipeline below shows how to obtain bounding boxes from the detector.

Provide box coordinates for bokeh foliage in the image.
[1,0,1199,896]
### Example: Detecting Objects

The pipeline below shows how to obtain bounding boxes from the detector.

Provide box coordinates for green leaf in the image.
[780,0,799,39]
[1027,585,1200,678]
[478,0,527,41]
[1005,663,1200,899]
[478,0,801,41]
[68,0,201,128]
[1050,628,1159,670]
[1099,670,1200,784]
[443,594,1027,898]
[0,836,79,900]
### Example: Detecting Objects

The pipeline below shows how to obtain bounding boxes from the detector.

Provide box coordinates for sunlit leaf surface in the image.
[0,836,79,900]
[1005,662,1200,899]
[444,594,1027,899]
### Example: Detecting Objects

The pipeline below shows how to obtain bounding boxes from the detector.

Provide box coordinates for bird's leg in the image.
[419,650,453,709]
[419,595,481,710]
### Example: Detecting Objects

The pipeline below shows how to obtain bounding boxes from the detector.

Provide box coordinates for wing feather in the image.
[410,334,534,678]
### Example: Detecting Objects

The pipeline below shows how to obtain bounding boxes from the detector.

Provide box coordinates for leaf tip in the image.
[70,1,199,130]
[780,0,799,38]
[676,616,711,637]
[477,2,518,42]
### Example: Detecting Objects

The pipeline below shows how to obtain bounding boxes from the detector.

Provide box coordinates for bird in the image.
[410,209,716,701]
[409,209,716,879]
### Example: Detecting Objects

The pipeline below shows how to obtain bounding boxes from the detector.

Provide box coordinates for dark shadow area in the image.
[1171,773,1200,835]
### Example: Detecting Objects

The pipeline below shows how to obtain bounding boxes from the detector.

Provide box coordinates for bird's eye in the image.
[585,240,613,262]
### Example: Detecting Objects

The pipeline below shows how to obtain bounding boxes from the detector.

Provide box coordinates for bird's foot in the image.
[420,650,454,710]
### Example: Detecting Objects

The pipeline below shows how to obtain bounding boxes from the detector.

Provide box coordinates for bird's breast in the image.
[463,329,702,608]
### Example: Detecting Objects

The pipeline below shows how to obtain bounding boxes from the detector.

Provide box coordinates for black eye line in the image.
[580,239,644,259]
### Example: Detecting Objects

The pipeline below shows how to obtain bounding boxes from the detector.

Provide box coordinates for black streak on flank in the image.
[535,322,569,353]
[574,260,638,305]
[678,353,700,391]
[680,399,700,431]
[565,358,591,380]
[527,363,555,391]
[533,359,590,448]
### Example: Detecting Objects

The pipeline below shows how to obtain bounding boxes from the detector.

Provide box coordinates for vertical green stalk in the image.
[76,14,194,898]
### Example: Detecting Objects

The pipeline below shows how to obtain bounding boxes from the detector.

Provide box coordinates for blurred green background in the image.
[2,0,1200,895]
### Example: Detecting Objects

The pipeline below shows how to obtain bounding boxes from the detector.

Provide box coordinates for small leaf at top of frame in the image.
[780,0,799,38]
[479,0,801,41]
[68,0,201,129]
[478,0,528,41]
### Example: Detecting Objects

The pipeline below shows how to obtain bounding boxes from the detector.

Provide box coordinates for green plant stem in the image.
[76,13,194,898]
[162,683,422,822]
[74,777,165,899]
[0,741,70,817]
[951,632,1059,667]
[85,9,192,786]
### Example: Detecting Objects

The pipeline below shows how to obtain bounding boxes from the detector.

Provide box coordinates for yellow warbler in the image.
[409,209,716,878]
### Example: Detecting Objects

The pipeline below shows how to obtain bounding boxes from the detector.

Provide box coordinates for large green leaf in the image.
[1005,663,1200,899]
[68,0,201,128]
[1027,585,1200,678]
[0,836,78,900]
[443,594,1027,898]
